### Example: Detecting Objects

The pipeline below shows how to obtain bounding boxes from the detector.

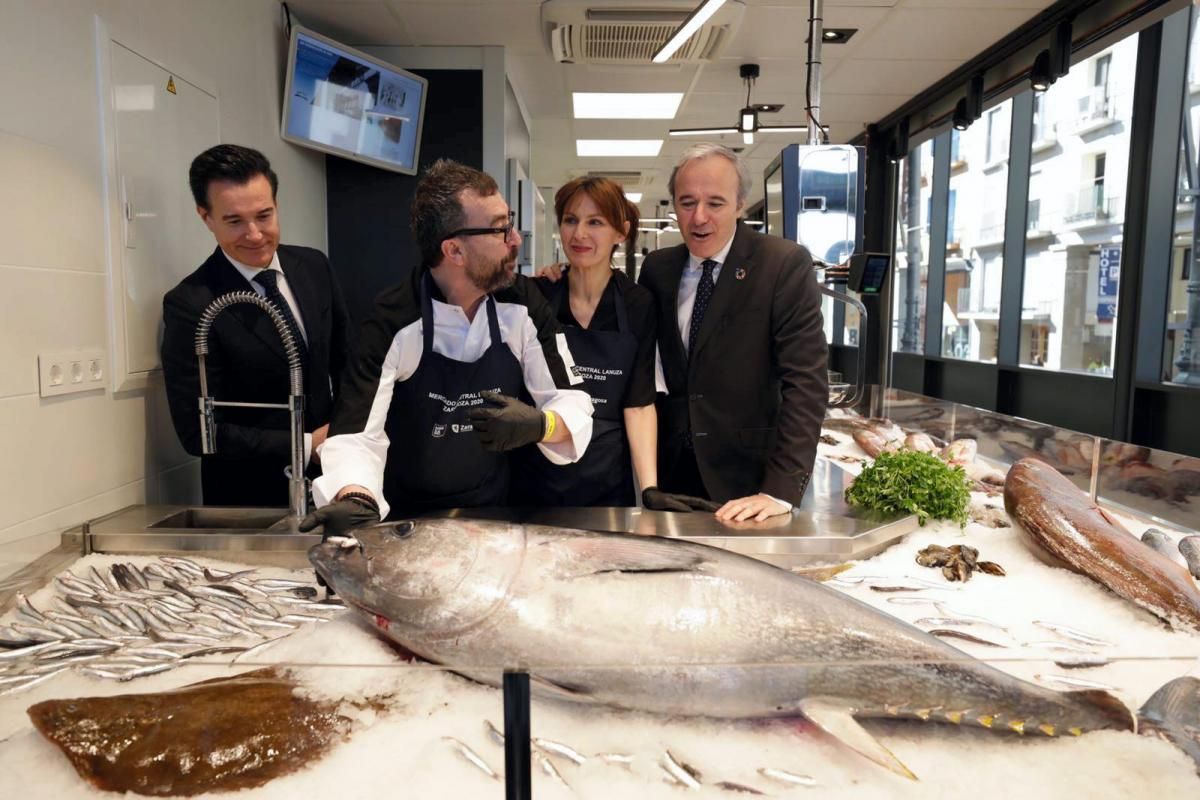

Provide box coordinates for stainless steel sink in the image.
[148,507,289,530]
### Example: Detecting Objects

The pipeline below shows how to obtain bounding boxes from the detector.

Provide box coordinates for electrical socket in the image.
[39,349,106,397]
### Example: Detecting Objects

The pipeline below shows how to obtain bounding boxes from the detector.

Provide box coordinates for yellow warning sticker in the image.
[166,76,176,95]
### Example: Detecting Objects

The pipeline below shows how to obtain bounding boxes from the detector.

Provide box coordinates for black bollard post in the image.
[502,671,532,800]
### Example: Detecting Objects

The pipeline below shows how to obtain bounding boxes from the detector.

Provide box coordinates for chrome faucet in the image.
[193,291,307,526]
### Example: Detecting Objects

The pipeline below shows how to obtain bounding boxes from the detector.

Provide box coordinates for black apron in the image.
[381,274,525,517]
[514,276,638,506]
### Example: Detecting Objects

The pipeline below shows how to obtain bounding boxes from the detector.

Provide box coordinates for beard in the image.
[468,246,519,293]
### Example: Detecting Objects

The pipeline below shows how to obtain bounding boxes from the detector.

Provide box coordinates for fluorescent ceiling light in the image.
[625,192,643,203]
[573,93,684,119]
[652,0,727,64]
[576,139,663,157]
[667,127,737,137]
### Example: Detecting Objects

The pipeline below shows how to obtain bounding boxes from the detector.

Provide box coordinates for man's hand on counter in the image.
[298,489,381,539]
[715,493,790,523]
[642,487,720,513]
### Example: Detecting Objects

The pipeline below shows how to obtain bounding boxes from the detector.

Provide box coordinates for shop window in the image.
[893,139,934,353]
[942,99,1011,362]
[1018,34,1139,375]
[1165,9,1200,385]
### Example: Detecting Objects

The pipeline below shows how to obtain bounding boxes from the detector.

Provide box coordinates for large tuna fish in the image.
[310,519,1134,779]
[1005,458,1200,631]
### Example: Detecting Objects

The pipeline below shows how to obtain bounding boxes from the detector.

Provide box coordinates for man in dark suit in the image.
[639,143,828,523]
[161,144,351,506]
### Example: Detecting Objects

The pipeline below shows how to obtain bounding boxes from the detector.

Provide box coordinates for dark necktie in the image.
[688,259,718,359]
[253,270,308,368]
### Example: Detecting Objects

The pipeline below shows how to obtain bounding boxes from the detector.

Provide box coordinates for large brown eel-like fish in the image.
[1004,458,1200,631]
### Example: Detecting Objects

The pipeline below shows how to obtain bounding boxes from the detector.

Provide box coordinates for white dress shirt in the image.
[224,248,314,464]
[656,233,793,512]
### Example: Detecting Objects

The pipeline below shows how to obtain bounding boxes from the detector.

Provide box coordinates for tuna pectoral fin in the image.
[799,698,918,782]
[548,535,709,578]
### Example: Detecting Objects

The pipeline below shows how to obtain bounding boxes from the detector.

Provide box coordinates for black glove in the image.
[468,391,546,452]
[298,495,381,539]
[642,486,721,512]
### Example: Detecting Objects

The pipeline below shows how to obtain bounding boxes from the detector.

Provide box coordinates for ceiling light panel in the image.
[573,92,684,119]
[625,192,643,203]
[576,140,664,157]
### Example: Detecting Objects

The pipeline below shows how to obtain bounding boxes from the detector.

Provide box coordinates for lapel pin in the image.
[735,267,747,280]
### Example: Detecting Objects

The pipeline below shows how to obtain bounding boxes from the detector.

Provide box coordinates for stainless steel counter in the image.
[66,458,917,569]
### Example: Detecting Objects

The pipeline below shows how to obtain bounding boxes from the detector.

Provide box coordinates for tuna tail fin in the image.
[799,697,918,781]
[1071,689,1137,733]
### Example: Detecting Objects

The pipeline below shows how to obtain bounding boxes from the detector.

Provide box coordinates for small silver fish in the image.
[203,566,257,582]
[1035,673,1118,692]
[0,668,65,695]
[715,780,766,794]
[1053,654,1111,669]
[934,603,1009,630]
[443,736,500,780]
[535,751,571,789]
[596,752,635,769]
[885,596,940,607]
[915,617,979,627]
[1032,620,1113,647]
[757,767,818,787]
[532,736,587,766]
[928,629,1006,647]
[484,719,505,746]
[231,637,281,663]
[660,751,702,789]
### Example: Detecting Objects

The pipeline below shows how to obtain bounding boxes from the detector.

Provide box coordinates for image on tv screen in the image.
[283,29,426,173]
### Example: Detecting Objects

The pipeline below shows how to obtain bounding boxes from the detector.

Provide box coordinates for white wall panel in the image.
[0,0,327,547]
[0,267,108,401]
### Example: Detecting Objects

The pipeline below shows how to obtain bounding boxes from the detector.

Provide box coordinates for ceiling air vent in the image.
[572,169,652,189]
[542,0,745,65]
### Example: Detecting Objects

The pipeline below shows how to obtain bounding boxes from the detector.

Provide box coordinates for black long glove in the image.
[642,486,721,512]
[468,391,546,452]
[298,496,381,539]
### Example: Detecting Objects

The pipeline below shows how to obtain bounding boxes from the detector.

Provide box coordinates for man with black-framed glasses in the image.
[303,159,594,532]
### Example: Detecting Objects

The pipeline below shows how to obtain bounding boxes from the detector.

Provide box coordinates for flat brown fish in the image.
[27,669,354,796]
[1004,458,1200,631]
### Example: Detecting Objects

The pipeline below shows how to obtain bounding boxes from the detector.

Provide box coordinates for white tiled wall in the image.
[0,0,327,548]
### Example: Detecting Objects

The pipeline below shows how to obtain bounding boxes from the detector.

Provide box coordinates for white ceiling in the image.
[282,0,1054,216]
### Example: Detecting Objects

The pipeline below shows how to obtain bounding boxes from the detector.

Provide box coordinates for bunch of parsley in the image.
[844,450,971,526]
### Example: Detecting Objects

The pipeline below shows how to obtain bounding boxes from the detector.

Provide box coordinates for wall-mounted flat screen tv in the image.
[281,26,427,175]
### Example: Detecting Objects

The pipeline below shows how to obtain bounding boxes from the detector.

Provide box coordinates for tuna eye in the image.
[387,521,415,539]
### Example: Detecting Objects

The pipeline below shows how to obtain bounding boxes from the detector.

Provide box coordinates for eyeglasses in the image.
[441,210,515,243]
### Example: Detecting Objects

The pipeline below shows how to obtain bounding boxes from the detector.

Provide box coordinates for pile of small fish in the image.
[445,722,818,795]
[916,544,1006,582]
[0,556,337,695]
